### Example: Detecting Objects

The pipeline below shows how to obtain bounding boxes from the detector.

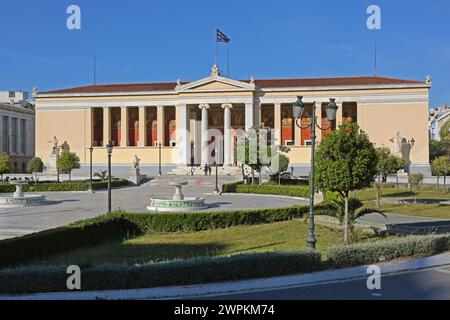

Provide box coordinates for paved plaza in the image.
[0,177,308,239]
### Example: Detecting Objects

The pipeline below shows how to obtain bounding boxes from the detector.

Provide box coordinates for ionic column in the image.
[157,105,165,146]
[138,106,146,147]
[176,104,190,165]
[103,107,111,146]
[199,104,210,166]
[274,103,282,146]
[222,104,233,166]
[245,103,254,131]
[120,106,128,147]
[316,102,324,142]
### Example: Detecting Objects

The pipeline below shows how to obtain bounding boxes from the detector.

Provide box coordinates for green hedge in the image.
[223,182,311,198]
[328,234,450,268]
[0,179,130,193]
[222,182,337,201]
[0,250,321,294]
[0,217,140,268]
[0,205,313,268]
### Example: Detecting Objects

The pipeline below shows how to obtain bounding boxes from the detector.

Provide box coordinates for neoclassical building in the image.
[34,65,431,175]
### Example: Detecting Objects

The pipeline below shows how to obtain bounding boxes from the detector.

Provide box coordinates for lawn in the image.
[363,201,450,220]
[30,220,377,268]
[355,186,450,201]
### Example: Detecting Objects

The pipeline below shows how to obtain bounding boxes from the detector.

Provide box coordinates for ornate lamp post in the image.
[106,141,114,212]
[158,142,162,176]
[292,96,338,249]
[213,148,220,195]
[88,145,94,193]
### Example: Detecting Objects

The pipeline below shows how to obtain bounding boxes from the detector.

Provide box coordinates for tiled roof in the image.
[40,76,425,95]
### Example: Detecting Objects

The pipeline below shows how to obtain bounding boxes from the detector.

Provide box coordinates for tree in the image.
[330,198,385,243]
[315,122,378,243]
[408,173,424,203]
[57,151,80,181]
[0,154,12,182]
[374,147,406,208]
[27,157,44,181]
[94,170,108,181]
[439,119,450,142]
[429,136,450,162]
[238,127,289,185]
[431,156,450,192]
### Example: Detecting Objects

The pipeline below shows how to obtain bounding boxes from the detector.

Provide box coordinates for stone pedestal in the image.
[46,154,58,174]
[129,169,142,186]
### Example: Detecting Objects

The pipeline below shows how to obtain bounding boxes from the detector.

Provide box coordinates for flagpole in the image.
[227,46,230,77]
[215,29,218,66]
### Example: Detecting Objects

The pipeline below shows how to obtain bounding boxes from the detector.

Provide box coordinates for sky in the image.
[0,0,449,107]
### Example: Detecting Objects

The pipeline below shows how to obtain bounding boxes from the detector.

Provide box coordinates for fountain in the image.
[0,181,47,208]
[147,182,208,212]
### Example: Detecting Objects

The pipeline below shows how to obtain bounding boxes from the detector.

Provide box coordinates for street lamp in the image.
[293,96,338,250]
[213,148,220,195]
[158,142,162,176]
[106,141,114,212]
[88,145,94,193]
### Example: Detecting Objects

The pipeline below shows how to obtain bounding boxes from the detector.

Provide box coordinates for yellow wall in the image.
[35,109,91,163]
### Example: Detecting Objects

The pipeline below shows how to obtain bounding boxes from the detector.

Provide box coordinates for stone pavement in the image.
[0,177,308,240]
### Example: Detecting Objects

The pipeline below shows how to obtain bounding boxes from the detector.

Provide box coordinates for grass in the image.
[355,186,450,201]
[364,201,450,220]
[29,219,371,268]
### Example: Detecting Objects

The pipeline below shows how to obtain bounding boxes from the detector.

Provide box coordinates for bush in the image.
[26,157,44,175]
[0,250,321,294]
[0,179,130,193]
[328,234,450,268]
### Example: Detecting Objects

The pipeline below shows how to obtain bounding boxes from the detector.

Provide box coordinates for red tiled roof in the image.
[40,76,425,95]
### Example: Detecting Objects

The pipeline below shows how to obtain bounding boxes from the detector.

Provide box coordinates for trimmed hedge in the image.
[328,234,450,268]
[222,182,337,201]
[0,179,130,193]
[0,250,321,294]
[0,205,313,268]
[223,182,311,198]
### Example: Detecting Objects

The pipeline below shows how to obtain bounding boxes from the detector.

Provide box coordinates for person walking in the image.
[204,164,209,176]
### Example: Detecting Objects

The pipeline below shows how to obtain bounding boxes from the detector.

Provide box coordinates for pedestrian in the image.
[204,164,208,176]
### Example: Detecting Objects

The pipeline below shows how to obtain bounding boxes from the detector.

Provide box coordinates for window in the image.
[20,119,26,154]
[2,117,9,153]
[8,91,15,98]
[11,118,18,154]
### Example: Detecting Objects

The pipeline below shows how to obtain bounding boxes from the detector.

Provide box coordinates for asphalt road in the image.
[201,266,450,300]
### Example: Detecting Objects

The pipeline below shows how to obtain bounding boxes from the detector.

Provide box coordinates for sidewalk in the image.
[1,252,449,300]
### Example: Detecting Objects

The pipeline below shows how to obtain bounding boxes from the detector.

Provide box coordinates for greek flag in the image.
[216,29,230,43]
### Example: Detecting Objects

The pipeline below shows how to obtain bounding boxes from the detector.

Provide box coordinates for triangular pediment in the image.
[176,75,255,93]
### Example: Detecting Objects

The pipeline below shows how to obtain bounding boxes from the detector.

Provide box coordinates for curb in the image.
[2,252,449,300]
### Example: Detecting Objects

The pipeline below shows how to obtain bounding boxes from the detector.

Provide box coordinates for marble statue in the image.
[47,136,59,155]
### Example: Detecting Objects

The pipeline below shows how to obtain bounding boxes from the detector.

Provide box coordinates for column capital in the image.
[221,103,233,109]
[199,103,210,110]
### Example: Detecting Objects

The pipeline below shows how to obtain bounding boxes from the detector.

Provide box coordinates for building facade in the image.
[429,105,450,141]
[0,102,35,173]
[34,66,431,175]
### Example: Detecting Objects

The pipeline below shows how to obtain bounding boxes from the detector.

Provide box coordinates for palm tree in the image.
[94,170,108,181]
[331,198,386,243]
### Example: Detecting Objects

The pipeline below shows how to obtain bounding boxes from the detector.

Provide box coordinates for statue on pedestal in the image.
[130,155,142,186]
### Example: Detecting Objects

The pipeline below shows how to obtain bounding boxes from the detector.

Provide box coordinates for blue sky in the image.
[0,0,449,107]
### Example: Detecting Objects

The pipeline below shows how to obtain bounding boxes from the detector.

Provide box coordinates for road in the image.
[200,265,450,300]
